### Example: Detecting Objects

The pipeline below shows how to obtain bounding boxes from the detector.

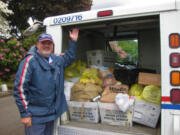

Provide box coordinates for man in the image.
[13,28,79,135]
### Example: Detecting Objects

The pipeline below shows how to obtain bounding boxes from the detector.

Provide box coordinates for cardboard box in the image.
[133,98,160,128]
[108,84,129,94]
[100,84,129,103]
[86,50,117,67]
[68,101,99,123]
[98,102,133,127]
[138,72,161,86]
[98,68,114,79]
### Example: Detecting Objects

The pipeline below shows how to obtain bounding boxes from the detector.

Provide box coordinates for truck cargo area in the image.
[60,15,161,135]
[62,15,161,73]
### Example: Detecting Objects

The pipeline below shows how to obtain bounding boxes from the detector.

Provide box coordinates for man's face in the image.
[37,40,54,58]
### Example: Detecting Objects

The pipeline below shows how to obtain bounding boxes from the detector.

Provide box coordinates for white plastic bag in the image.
[64,81,74,100]
[115,93,134,112]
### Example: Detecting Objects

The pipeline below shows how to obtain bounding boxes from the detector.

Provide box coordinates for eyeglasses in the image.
[41,41,53,45]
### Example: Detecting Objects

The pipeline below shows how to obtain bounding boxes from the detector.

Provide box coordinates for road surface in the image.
[0,96,24,135]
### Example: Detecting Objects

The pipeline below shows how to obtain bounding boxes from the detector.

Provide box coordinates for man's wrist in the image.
[71,39,77,42]
[20,111,32,118]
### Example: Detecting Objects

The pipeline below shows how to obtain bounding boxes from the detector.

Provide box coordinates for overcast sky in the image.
[91,0,169,10]
[91,0,123,10]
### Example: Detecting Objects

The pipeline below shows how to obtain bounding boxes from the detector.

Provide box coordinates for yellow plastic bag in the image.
[129,84,144,96]
[141,85,161,105]
[80,68,103,86]
[65,60,87,79]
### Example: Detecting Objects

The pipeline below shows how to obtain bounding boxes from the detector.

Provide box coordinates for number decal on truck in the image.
[53,15,83,24]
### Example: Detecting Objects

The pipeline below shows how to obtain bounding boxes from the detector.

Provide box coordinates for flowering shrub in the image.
[0,32,40,82]
[0,39,25,81]
[0,1,13,39]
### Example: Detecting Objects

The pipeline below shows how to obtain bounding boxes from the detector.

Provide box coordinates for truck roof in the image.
[43,0,178,26]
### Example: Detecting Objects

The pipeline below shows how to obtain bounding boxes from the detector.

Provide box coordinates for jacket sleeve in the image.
[58,40,77,68]
[13,55,33,118]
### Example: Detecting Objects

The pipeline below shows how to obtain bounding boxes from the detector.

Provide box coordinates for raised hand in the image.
[69,28,79,41]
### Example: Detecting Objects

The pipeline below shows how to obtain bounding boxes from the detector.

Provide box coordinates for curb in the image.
[0,84,14,98]
[0,90,13,98]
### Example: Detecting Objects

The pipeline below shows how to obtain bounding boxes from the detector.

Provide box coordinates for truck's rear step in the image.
[58,121,160,135]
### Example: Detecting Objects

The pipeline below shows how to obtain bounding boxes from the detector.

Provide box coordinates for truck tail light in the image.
[171,89,180,104]
[169,33,180,48]
[97,10,113,17]
[171,71,180,85]
[170,53,180,67]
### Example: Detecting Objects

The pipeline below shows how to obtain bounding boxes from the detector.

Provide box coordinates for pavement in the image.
[0,96,24,135]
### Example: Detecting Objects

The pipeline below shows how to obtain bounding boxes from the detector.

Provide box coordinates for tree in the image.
[2,0,92,35]
[0,1,13,39]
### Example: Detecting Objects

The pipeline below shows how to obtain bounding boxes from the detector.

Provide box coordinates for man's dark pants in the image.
[25,120,54,135]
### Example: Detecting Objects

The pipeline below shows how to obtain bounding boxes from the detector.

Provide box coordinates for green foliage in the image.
[21,32,41,50]
[117,40,138,64]
[0,32,41,82]
[2,0,92,34]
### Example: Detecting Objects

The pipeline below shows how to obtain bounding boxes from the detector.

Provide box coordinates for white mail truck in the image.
[43,0,180,134]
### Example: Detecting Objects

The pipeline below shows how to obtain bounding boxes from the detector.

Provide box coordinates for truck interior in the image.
[60,14,161,135]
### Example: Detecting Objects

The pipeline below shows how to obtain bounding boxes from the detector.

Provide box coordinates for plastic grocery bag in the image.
[115,93,135,112]
[64,81,75,100]
[141,85,161,105]
[129,83,144,96]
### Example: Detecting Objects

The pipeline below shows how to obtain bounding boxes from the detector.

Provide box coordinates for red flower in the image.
[0,54,4,60]
[4,68,10,72]
[17,42,21,46]
[1,49,9,52]
[0,39,4,42]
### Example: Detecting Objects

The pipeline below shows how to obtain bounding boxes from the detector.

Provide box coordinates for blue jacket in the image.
[13,40,77,124]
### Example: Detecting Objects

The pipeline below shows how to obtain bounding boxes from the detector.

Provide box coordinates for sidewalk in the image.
[0,96,24,135]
